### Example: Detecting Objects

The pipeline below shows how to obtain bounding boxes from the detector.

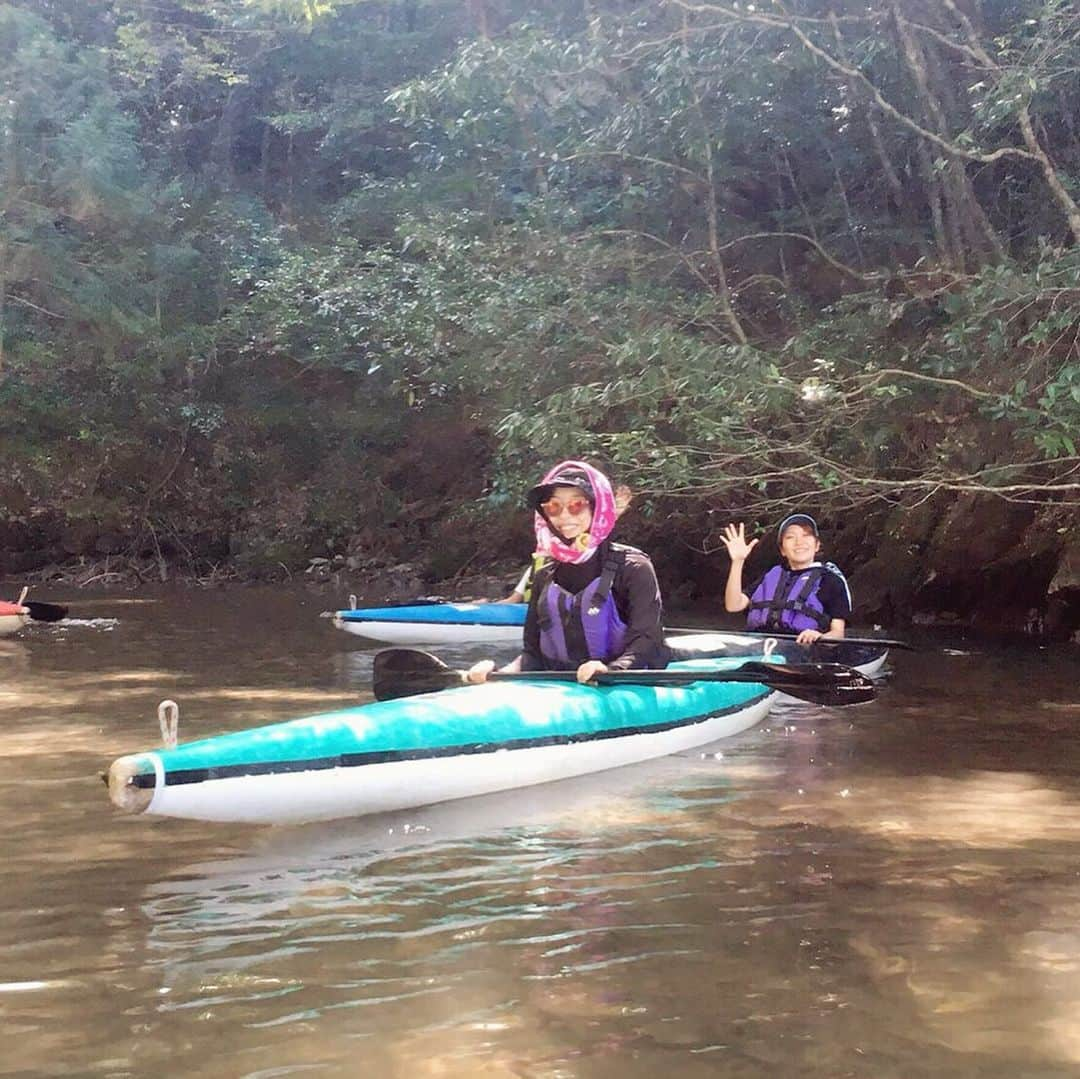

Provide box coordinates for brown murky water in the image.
[1,587,1078,1077]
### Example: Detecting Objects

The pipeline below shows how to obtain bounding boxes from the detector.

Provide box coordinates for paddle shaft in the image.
[665,627,911,650]
[371,648,875,706]
[487,667,861,691]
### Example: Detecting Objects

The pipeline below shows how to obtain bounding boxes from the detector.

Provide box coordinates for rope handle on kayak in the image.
[158,700,179,749]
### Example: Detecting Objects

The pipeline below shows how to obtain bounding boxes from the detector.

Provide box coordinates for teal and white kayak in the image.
[333,600,526,645]
[106,655,777,825]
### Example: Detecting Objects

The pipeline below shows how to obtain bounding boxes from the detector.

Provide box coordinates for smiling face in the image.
[779,523,821,570]
[539,485,594,542]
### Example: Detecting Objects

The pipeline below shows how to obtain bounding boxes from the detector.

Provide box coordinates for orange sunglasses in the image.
[539,496,591,517]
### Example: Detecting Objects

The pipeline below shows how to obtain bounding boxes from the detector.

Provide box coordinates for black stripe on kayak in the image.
[133,690,772,789]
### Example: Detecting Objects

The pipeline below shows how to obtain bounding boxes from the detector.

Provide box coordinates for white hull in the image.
[852,652,887,678]
[774,647,886,704]
[0,614,28,638]
[333,615,523,645]
[140,693,774,825]
[665,631,767,653]
[669,631,887,675]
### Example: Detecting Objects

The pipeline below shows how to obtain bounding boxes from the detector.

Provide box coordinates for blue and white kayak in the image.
[333,600,526,645]
[106,655,777,825]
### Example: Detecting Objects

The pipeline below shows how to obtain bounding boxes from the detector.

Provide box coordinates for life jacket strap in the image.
[534,561,558,634]
[783,567,831,630]
[522,552,549,604]
[586,547,626,616]
[763,567,793,627]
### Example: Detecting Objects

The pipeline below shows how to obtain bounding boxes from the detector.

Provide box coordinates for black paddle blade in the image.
[597,665,875,706]
[24,601,68,623]
[737,661,877,705]
[372,648,466,701]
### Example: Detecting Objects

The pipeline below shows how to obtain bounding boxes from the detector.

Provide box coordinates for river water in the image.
[0,587,1078,1077]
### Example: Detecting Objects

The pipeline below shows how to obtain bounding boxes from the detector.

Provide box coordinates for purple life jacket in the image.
[745,562,847,633]
[535,547,629,669]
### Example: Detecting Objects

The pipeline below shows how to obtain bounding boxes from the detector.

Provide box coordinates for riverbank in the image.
[3,494,1078,645]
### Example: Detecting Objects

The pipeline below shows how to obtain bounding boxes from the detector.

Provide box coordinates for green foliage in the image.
[2,0,1079,576]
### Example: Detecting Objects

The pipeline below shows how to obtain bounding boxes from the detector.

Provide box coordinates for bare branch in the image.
[6,294,65,319]
[844,368,998,400]
[667,0,1038,166]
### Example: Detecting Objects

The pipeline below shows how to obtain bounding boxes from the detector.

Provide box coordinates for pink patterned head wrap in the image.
[530,460,617,565]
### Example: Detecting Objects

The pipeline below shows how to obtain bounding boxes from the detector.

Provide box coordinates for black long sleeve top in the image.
[520,542,668,671]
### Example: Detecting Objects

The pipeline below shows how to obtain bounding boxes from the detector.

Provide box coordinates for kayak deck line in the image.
[124,687,773,790]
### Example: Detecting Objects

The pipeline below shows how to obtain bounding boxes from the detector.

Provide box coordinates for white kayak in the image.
[333,600,526,645]
[667,631,888,678]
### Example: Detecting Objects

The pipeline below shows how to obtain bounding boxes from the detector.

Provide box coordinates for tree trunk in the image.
[1016,105,1080,245]
[827,146,865,267]
[783,150,819,242]
[468,0,489,39]
[892,6,1004,265]
[939,0,1080,245]
[215,87,239,188]
[0,265,6,374]
[915,139,952,267]
[828,12,904,211]
[260,122,270,197]
[682,10,747,344]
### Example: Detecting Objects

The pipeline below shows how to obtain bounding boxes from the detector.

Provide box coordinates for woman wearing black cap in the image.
[467,460,668,684]
[720,515,851,646]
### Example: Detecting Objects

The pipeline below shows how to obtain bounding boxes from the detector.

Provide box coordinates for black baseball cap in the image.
[777,513,819,538]
[526,468,596,511]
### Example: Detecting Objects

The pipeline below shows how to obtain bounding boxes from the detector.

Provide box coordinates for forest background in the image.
[1,0,1078,637]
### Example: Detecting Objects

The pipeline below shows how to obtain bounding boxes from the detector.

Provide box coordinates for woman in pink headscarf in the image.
[467,461,668,684]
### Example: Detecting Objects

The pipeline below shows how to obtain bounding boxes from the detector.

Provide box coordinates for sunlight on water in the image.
[179,687,365,704]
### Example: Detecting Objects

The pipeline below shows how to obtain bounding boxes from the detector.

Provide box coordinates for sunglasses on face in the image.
[539,496,591,517]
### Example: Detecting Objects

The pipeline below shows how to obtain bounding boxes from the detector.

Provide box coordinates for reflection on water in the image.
[0,586,1078,1076]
